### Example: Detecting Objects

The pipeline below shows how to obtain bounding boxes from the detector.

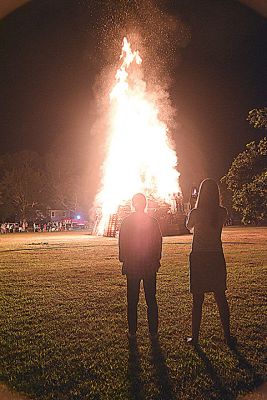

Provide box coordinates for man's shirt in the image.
[119,212,162,277]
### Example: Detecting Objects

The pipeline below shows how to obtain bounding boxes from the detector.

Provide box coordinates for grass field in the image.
[0,227,266,400]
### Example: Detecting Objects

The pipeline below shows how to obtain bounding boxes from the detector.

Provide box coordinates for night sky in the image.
[1,0,267,198]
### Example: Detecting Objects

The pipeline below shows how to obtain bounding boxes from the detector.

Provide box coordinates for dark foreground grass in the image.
[0,227,266,400]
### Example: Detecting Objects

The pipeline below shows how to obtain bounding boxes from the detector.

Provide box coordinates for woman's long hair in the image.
[195,179,221,226]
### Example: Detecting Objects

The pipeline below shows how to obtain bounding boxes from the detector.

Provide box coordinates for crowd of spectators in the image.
[1,222,28,233]
[0,221,88,233]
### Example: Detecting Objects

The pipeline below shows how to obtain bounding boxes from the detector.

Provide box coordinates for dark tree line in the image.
[222,108,267,225]
[0,151,90,222]
[222,137,267,224]
[247,108,267,130]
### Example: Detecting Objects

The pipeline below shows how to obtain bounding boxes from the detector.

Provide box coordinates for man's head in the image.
[132,193,146,212]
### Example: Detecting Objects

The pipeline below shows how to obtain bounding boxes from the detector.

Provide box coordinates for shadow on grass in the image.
[128,338,144,400]
[0,244,118,253]
[195,344,266,400]
[0,242,256,254]
[230,346,265,393]
[150,337,175,400]
[195,346,234,400]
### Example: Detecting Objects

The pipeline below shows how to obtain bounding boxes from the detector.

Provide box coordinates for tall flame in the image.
[96,37,181,233]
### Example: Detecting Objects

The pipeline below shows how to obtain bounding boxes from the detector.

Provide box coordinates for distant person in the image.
[119,193,162,339]
[1,223,6,234]
[186,178,236,346]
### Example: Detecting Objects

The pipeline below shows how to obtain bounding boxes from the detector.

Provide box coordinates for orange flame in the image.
[96,37,181,234]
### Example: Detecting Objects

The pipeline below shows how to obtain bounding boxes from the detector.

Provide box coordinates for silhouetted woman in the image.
[186,178,236,346]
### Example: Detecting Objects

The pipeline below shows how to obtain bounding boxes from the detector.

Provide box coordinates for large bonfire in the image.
[96,37,181,234]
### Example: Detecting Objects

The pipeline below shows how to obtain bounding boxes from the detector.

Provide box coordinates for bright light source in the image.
[76,215,81,220]
[96,37,181,234]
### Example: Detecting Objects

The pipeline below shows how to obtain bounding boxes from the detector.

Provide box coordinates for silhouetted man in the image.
[119,193,162,339]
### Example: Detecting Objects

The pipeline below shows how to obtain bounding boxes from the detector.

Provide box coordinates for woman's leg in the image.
[214,290,231,340]
[191,292,204,342]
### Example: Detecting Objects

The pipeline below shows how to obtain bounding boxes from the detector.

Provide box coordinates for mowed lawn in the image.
[0,227,266,400]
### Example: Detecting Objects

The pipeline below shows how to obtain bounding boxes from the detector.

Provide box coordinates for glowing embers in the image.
[96,37,181,234]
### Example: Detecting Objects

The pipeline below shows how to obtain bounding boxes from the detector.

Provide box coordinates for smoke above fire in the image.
[88,1,191,233]
[95,36,181,234]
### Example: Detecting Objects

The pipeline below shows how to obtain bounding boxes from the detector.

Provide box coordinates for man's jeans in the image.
[127,273,158,334]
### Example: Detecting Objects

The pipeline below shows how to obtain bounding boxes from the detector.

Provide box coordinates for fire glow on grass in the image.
[96,37,181,234]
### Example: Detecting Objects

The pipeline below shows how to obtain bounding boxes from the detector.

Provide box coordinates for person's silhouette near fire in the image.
[186,178,236,346]
[119,193,162,339]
